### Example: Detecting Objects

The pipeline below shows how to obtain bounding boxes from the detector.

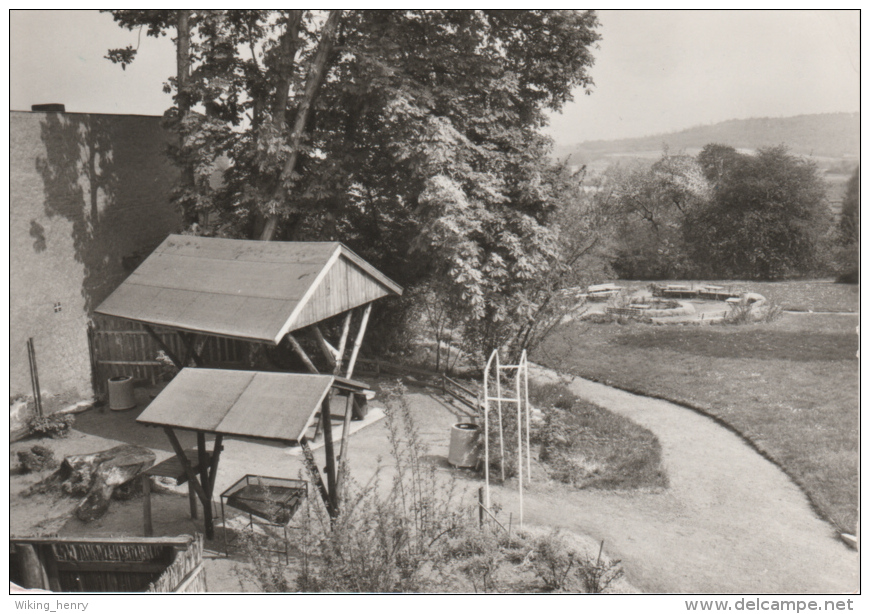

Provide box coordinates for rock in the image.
[26,444,155,522]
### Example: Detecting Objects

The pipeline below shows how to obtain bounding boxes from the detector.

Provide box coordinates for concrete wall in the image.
[10,111,181,406]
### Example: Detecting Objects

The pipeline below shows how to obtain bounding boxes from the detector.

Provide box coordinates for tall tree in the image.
[105,10,602,357]
[609,150,709,279]
[834,164,859,283]
[685,146,830,280]
[839,164,860,246]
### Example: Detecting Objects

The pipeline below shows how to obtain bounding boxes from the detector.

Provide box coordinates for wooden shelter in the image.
[137,368,371,537]
[94,234,402,377]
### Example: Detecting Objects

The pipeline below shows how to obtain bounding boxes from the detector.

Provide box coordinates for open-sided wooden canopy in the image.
[95,235,402,344]
[137,368,369,444]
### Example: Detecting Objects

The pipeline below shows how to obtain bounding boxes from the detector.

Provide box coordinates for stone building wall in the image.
[10,110,181,406]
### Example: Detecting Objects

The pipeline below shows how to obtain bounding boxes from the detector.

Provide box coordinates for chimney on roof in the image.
[31,103,65,113]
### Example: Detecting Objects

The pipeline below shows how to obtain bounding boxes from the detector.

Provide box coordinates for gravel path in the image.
[520,365,858,594]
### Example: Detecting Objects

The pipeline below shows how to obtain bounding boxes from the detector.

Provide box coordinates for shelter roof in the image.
[136,368,369,444]
[95,235,402,344]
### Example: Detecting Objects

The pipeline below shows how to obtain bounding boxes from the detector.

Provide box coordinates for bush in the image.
[723,300,783,325]
[527,530,625,593]
[253,382,470,593]
[444,524,508,593]
[28,413,75,438]
[577,543,625,593]
[530,530,578,591]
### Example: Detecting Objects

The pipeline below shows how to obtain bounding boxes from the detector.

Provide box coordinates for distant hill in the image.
[556,113,860,165]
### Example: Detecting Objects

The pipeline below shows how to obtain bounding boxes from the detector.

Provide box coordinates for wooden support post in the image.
[335,392,355,505]
[143,325,184,369]
[178,332,205,367]
[333,311,353,375]
[287,333,319,374]
[312,325,337,369]
[345,303,372,380]
[188,483,198,520]
[300,438,335,518]
[39,545,61,593]
[478,487,485,528]
[163,428,213,538]
[27,338,44,419]
[320,398,338,512]
[142,474,153,536]
[16,544,47,590]
[196,432,214,533]
[207,434,223,496]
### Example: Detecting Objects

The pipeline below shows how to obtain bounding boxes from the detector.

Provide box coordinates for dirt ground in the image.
[10,370,857,593]
[9,380,633,593]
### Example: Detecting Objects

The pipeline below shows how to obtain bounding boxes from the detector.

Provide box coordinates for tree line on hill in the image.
[558,112,860,162]
[593,144,858,284]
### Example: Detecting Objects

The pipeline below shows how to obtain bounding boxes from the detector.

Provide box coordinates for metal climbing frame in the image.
[482,349,531,526]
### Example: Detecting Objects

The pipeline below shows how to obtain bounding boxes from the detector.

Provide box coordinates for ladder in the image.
[482,349,531,526]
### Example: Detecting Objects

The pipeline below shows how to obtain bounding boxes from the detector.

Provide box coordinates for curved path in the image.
[503,365,859,594]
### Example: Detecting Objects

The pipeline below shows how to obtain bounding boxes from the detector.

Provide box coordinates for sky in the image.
[8,10,861,147]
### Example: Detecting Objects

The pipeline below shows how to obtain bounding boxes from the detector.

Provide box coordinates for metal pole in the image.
[523,350,531,482]
[483,351,493,509]
[496,351,505,482]
[516,357,523,527]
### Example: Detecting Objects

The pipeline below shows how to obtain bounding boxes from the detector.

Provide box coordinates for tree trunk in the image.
[26,444,156,523]
[271,10,304,125]
[260,9,343,241]
[175,10,197,227]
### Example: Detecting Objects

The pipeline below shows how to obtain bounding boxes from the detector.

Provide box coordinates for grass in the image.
[526,381,668,491]
[535,289,859,534]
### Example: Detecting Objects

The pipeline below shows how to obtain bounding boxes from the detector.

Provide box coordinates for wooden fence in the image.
[355,357,481,417]
[89,316,251,395]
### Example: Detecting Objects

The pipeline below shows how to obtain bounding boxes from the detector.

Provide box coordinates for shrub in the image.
[28,413,75,438]
[577,542,625,593]
[17,445,56,473]
[723,300,783,325]
[530,530,577,591]
[444,524,507,593]
[285,382,469,593]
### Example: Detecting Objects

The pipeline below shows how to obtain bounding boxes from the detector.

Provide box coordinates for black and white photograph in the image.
[6,8,861,606]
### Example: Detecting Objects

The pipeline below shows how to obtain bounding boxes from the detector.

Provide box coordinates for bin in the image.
[108,375,136,411]
[448,422,480,468]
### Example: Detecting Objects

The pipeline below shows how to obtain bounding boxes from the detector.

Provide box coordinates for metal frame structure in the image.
[482,349,530,526]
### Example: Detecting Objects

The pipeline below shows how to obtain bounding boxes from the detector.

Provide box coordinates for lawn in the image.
[534,283,859,534]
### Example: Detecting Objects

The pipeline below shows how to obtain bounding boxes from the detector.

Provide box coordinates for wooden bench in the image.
[142,449,213,537]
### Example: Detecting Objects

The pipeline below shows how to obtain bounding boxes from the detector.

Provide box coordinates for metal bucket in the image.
[108,375,136,411]
[448,422,480,468]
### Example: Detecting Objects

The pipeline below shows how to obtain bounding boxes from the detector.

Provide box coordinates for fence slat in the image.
[90,318,253,394]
